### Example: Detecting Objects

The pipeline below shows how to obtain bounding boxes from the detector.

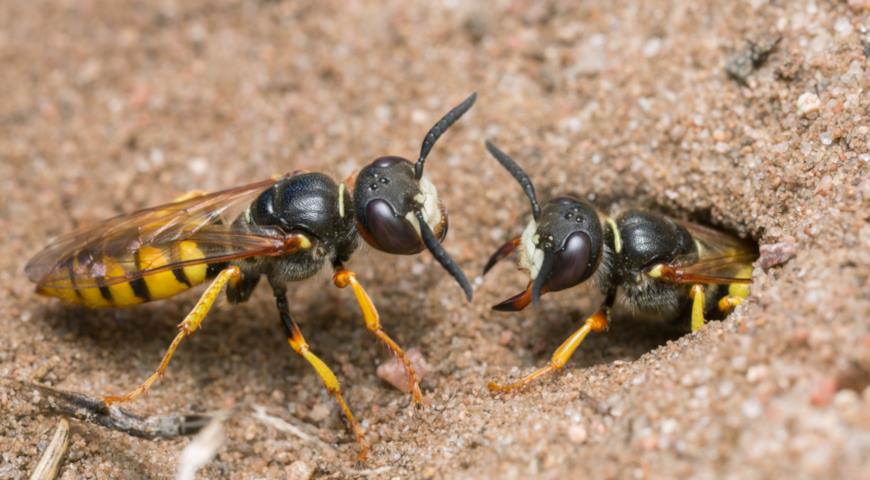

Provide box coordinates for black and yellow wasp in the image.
[481,141,758,393]
[25,94,477,459]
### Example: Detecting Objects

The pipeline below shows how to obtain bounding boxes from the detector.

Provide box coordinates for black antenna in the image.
[414,210,473,301]
[485,140,541,220]
[415,93,477,180]
[530,252,554,306]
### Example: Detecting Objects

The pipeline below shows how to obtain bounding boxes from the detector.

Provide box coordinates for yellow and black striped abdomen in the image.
[37,241,213,308]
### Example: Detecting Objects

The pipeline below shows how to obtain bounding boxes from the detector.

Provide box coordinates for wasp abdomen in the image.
[37,240,213,308]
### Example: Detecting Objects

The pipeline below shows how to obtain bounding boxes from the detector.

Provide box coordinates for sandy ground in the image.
[1,0,869,478]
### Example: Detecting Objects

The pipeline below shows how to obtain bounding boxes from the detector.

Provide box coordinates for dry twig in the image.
[29,418,70,480]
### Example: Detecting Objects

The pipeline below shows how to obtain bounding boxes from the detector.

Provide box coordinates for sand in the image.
[1,0,868,478]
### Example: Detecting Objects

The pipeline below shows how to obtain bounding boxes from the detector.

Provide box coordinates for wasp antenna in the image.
[414,209,473,301]
[484,140,541,220]
[415,92,477,180]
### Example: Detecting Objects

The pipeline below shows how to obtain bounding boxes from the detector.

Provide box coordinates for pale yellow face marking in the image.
[406,175,443,238]
[519,219,544,280]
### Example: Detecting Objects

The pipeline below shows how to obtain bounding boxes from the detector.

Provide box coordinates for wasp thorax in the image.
[523,197,603,293]
[353,156,446,255]
[250,172,355,246]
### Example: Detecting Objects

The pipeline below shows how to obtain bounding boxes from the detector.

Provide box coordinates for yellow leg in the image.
[488,309,609,393]
[104,266,241,405]
[333,268,424,404]
[690,284,706,333]
[718,295,744,313]
[275,290,369,461]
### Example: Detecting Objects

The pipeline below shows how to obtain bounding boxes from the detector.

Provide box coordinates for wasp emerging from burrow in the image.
[25,94,477,460]
[481,141,758,393]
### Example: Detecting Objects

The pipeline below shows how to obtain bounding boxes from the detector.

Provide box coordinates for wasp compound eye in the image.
[353,156,447,254]
[361,199,424,254]
[543,231,593,292]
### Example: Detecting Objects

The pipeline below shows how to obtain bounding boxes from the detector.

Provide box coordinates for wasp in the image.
[481,141,758,393]
[25,94,477,459]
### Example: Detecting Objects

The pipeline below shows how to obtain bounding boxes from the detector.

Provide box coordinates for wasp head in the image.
[353,156,446,255]
[351,93,477,300]
[484,141,603,311]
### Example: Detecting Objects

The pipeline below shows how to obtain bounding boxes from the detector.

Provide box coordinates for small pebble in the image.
[741,398,762,418]
[797,92,821,116]
[759,240,799,270]
[810,377,837,407]
[377,348,431,394]
[568,424,588,444]
[288,460,314,480]
[819,132,833,146]
[498,330,514,346]
[308,403,331,422]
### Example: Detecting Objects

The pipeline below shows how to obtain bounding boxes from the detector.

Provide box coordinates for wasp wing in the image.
[26,177,287,289]
[665,220,758,284]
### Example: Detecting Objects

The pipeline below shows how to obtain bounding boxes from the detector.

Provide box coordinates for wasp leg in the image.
[103,266,241,405]
[719,276,750,314]
[274,288,369,461]
[488,309,609,393]
[333,268,424,404]
[689,284,707,332]
[718,295,743,313]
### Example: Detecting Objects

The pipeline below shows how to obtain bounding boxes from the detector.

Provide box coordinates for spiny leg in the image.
[274,288,369,461]
[488,309,609,393]
[104,266,241,405]
[333,268,424,404]
[689,284,707,333]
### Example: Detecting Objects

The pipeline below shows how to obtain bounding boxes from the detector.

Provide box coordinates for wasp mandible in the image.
[481,141,757,393]
[25,94,477,459]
